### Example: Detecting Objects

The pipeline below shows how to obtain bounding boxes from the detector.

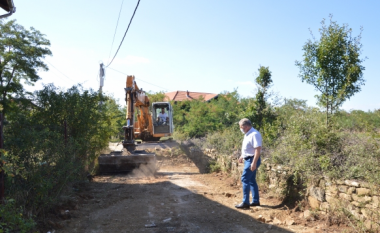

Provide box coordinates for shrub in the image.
[2,84,122,223]
[0,199,36,233]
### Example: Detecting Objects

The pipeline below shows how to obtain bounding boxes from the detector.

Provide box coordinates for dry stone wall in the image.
[227,155,380,231]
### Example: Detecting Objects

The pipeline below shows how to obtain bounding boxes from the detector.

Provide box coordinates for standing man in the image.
[235,118,262,209]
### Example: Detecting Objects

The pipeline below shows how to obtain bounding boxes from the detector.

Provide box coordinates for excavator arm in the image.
[123,75,153,151]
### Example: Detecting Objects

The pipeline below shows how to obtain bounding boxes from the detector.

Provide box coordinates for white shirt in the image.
[241,127,262,158]
[158,112,168,122]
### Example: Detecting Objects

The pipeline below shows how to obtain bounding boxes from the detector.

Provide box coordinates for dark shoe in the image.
[235,202,250,209]
[250,202,260,206]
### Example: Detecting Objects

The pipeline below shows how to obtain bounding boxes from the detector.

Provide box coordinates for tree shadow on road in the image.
[56,174,294,233]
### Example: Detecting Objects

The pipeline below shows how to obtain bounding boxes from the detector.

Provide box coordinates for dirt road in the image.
[52,144,347,233]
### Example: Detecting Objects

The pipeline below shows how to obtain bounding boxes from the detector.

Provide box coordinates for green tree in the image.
[254,65,273,130]
[4,84,119,216]
[146,91,166,103]
[243,66,275,131]
[295,15,365,125]
[0,19,51,202]
[0,19,51,115]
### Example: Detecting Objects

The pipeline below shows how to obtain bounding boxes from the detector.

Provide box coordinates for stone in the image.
[326,185,338,196]
[285,219,295,226]
[303,210,311,219]
[356,196,372,204]
[361,208,373,219]
[319,179,326,189]
[372,196,379,208]
[364,196,372,203]
[352,194,359,201]
[273,218,282,225]
[325,194,337,204]
[338,185,348,193]
[372,188,380,196]
[308,196,320,209]
[275,188,284,194]
[336,180,345,185]
[356,188,371,196]
[347,187,356,194]
[310,186,325,202]
[347,205,361,219]
[364,220,372,230]
[345,180,360,187]
[351,201,360,207]
[257,215,266,223]
[339,193,352,201]
[320,202,330,211]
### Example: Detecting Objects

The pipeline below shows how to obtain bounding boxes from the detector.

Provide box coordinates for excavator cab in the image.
[152,102,173,137]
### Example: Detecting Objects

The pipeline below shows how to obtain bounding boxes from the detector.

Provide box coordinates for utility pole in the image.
[99,63,105,94]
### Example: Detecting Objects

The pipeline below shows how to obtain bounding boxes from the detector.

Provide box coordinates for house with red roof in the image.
[165,90,218,102]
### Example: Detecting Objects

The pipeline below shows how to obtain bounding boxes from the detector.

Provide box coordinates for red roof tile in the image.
[165,91,218,102]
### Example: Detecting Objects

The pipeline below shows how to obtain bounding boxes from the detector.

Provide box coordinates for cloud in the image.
[112,55,150,65]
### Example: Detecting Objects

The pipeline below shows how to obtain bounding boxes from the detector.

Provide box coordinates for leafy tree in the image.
[295,15,365,125]
[0,19,51,116]
[253,65,273,129]
[242,66,276,137]
[146,90,166,103]
[172,91,242,138]
[0,19,51,202]
[4,84,120,216]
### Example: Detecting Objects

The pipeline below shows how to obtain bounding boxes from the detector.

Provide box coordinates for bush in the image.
[269,107,380,185]
[208,160,221,173]
[173,91,242,138]
[2,84,123,223]
[0,199,36,233]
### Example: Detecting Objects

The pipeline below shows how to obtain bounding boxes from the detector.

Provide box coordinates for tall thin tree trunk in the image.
[0,112,4,203]
[326,100,329,127]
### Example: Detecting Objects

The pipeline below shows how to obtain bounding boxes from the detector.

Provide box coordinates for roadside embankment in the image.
[203,145,380,232]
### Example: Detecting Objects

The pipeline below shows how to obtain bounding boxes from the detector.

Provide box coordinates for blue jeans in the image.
[241,156,261,204]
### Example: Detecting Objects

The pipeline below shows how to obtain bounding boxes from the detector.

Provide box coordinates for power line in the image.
[46,61,76,82]
[106,0,141,68]
[107,0,125,64]
[107,67,172,91]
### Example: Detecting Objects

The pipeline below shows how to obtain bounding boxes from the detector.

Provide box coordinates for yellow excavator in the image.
[98,75,173,173]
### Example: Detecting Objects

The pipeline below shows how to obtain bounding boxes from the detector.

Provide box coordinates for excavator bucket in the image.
[98,150,156,174]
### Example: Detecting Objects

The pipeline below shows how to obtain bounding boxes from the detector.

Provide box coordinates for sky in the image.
[2,0,380,111]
